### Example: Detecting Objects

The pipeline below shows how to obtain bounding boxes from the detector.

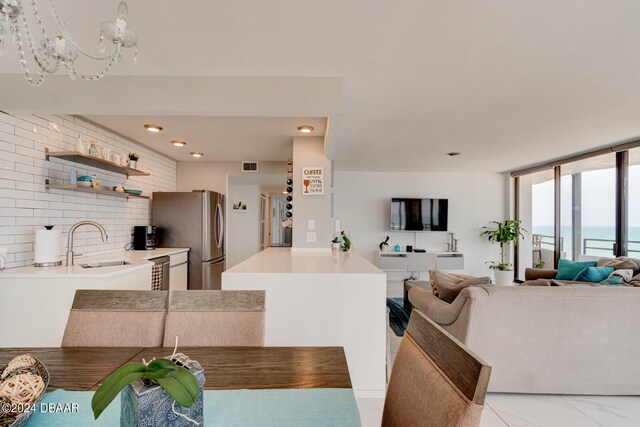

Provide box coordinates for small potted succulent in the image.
[331,236,340,252]
[481,220,526,286]
[92,341,203,426]
[128,152,140,169]
[379,236,390,252]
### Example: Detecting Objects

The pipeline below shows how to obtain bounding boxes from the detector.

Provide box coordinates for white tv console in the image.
[376,250,464,274]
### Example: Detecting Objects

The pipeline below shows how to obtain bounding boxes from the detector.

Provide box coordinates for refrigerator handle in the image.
[216,202,224,249]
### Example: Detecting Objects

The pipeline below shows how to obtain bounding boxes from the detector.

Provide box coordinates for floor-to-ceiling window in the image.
[513,142,640,280]
[629,148,640,258]
[560,155,617,260]
[531,170,556,269]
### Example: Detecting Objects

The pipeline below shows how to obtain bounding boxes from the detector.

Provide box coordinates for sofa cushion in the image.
[600,276,625,286]
[596,257,640,273]
[428,270,490,303]
[573,266,614,282]
[555,259,597,280]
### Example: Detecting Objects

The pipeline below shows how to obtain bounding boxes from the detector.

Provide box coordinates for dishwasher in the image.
[151,256,170,290]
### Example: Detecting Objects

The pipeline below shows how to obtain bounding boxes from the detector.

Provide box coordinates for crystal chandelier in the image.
[0,0,137,86]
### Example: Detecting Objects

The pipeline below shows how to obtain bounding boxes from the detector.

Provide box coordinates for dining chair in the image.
[382,310,491,427]
[162,290,265,347]
[61,290,168,347]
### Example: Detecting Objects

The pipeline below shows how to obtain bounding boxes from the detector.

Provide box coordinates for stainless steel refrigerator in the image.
[152,190,225,290]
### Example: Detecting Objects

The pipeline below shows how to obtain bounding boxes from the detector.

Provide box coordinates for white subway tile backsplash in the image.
[0,113,177,267]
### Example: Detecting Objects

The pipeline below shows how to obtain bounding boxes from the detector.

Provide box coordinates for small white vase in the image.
[331,243,340,252]
[380,245,388,252]
[129,160,137,169]
[493,270,515,286]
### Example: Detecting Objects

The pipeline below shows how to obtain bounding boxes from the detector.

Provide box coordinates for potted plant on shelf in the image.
[128,152,139,169]
[481,219,526,286]
[92,342,203,426]
[379,236,389,252]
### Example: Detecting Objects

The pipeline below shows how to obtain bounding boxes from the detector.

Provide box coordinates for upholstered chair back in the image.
[382,310,491,427]
[162,290,265,347]
[62,290,168,347]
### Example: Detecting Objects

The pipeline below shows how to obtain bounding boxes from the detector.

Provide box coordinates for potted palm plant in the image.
[481,220,526,286]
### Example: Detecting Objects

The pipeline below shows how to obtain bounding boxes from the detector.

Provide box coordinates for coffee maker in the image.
[133,226,157,250]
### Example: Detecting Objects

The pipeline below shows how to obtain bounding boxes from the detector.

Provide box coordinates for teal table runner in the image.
[25,388,361,426]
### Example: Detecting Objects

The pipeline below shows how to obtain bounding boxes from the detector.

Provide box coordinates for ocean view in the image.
[532,226,640,258]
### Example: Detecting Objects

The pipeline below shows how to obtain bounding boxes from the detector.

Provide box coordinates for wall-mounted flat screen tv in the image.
[390,198,448,231]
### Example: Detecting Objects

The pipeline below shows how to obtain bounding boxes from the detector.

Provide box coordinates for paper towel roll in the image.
[34,228,62,266]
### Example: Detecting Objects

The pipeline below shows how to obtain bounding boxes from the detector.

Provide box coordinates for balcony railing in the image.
[533,234,640,257]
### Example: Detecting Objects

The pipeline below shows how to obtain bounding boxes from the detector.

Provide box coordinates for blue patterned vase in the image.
[120,355,204,427]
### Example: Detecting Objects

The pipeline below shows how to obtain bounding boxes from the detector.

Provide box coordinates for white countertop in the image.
[0,248,190,279]
[225,247,384,275]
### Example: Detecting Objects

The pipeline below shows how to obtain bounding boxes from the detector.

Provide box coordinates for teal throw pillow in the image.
[555,259,597,280]
[573,266,614,282]
[600,276,625,285]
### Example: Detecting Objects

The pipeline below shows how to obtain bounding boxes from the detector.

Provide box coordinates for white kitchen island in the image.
[222,247,387,397]
[0,248,189,347]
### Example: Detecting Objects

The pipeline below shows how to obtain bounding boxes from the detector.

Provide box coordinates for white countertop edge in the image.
[0,247,190,279]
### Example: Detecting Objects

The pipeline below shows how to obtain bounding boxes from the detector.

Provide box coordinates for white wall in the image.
[0,113,176,268]
[334,171,508,277]
[292,137,332,249]
[226,184,261,268]
[177,161,286,194]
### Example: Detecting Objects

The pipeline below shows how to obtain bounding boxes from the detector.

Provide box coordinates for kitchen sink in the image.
[79,260,133,268]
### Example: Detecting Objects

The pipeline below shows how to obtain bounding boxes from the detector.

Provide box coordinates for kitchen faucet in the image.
[66,221,108,266]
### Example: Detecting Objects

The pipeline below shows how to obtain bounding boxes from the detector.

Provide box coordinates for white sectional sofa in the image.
[409,285,640,394]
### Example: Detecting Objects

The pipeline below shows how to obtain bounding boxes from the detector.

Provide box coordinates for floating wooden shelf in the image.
[45,182,150,200]
[44,148,150,177]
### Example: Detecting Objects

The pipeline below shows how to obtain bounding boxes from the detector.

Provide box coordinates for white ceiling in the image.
[3,1,640,172]
[82,115,326,161]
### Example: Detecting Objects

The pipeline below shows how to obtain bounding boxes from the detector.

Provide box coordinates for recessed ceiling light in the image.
[171,140,187,147]
[144,124,163,133]
[190,152,204,158]
[448,152,462,157]
[297,125,314,133]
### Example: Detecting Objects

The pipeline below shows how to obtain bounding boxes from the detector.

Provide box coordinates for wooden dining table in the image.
[0,346,353,391]
[0,346,360,426]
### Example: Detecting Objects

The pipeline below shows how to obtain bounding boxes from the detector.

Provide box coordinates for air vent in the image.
[242,161,259,172]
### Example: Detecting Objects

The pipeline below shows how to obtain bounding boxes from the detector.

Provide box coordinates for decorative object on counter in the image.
[406,245,413,252]
[88,142,98,157]
[331,237,340,252]
[394,244,401,252]
[92,337,202,426]
[481,219,527,286]
[1,0,138,86]
[341,231,352,252]
[128,153,140,169]
[446,232,459,252]
[124,189,143,196]
[34,225,62,267]
[0,354,49,427]
[113,186,125,193]
[379,236,390,252]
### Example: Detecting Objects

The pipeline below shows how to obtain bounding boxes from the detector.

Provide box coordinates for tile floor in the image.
[355,316,640,427]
